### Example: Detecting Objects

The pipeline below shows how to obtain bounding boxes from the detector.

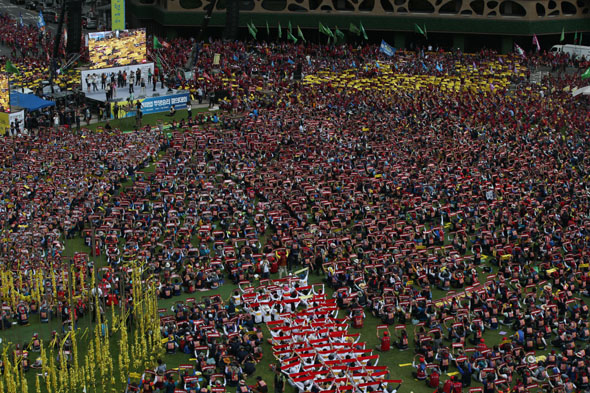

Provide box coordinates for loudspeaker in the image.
[294,64,302,80]
[66,0,82,54]
[224,0,239,40]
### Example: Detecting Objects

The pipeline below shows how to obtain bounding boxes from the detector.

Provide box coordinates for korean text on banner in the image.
[111,92,190,119]
[111,0,125,31]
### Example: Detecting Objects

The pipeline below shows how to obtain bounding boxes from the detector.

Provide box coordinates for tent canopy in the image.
[9,91,56,111]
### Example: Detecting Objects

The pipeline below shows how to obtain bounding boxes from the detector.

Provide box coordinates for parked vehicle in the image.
[25,0,40,9]
[42,7,58,23]
[82,14,97,30]
[550,45,590,59]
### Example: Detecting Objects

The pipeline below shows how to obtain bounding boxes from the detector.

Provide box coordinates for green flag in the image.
[278,22,282,39]
[325,25,334,38]
[266,20,270,35]
[5,60,20,75]
[349,22,360,36]
[297,26,305,42]
[247,22,257,39]
[153,36,163,49]
[414,23,426,37]
[582,67,590,80]
[560,27,565,42]
[319,22,334,43]
[359,21,368,40]
[287,30,298,44]
[423,24,428,39]
[156,55,162,71]
[574,31,578,44]
[334,26,345,41]
[288,21,292,34]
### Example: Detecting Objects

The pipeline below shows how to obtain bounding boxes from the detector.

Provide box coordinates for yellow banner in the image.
[0,112,8,135]
[111,0,125,31]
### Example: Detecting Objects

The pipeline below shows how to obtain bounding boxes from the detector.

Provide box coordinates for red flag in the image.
[532,34,540,52]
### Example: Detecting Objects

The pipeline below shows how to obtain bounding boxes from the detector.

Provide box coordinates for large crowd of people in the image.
[0,11,590,392]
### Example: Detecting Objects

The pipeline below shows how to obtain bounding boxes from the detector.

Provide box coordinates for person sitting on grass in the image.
[376,327,391,352]
[412,356,427,381]
[395,329,409,351]
[252,376,267,393]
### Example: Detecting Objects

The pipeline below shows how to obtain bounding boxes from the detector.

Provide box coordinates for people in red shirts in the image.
[442,377,454,393]
[376,327,391,352]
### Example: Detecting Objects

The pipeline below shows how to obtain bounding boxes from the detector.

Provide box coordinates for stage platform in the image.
[84,84,180,103]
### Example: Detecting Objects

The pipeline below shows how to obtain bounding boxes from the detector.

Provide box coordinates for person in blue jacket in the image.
[456,359,473,387]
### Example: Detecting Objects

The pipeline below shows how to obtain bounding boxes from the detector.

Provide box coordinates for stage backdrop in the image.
[81,62,154,92]
[110,91,190,119]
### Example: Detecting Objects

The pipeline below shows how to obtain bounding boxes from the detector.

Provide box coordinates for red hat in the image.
[420,357,425,362]
[480,338,485,343]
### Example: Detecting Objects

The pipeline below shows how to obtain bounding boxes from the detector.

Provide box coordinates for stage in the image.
[84,83,178,103]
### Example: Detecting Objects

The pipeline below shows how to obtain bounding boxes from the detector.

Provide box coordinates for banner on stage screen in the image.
[0,73,10,113]
[87,29,145,69]
[110,91,190,119]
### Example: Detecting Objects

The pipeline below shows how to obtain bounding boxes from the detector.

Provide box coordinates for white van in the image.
[550,44,590,59]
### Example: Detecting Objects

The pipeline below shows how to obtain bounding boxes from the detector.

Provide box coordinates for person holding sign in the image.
[376,325,391,352]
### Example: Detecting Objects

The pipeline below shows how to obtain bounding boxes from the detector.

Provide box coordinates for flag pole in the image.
[48,0,67,94]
